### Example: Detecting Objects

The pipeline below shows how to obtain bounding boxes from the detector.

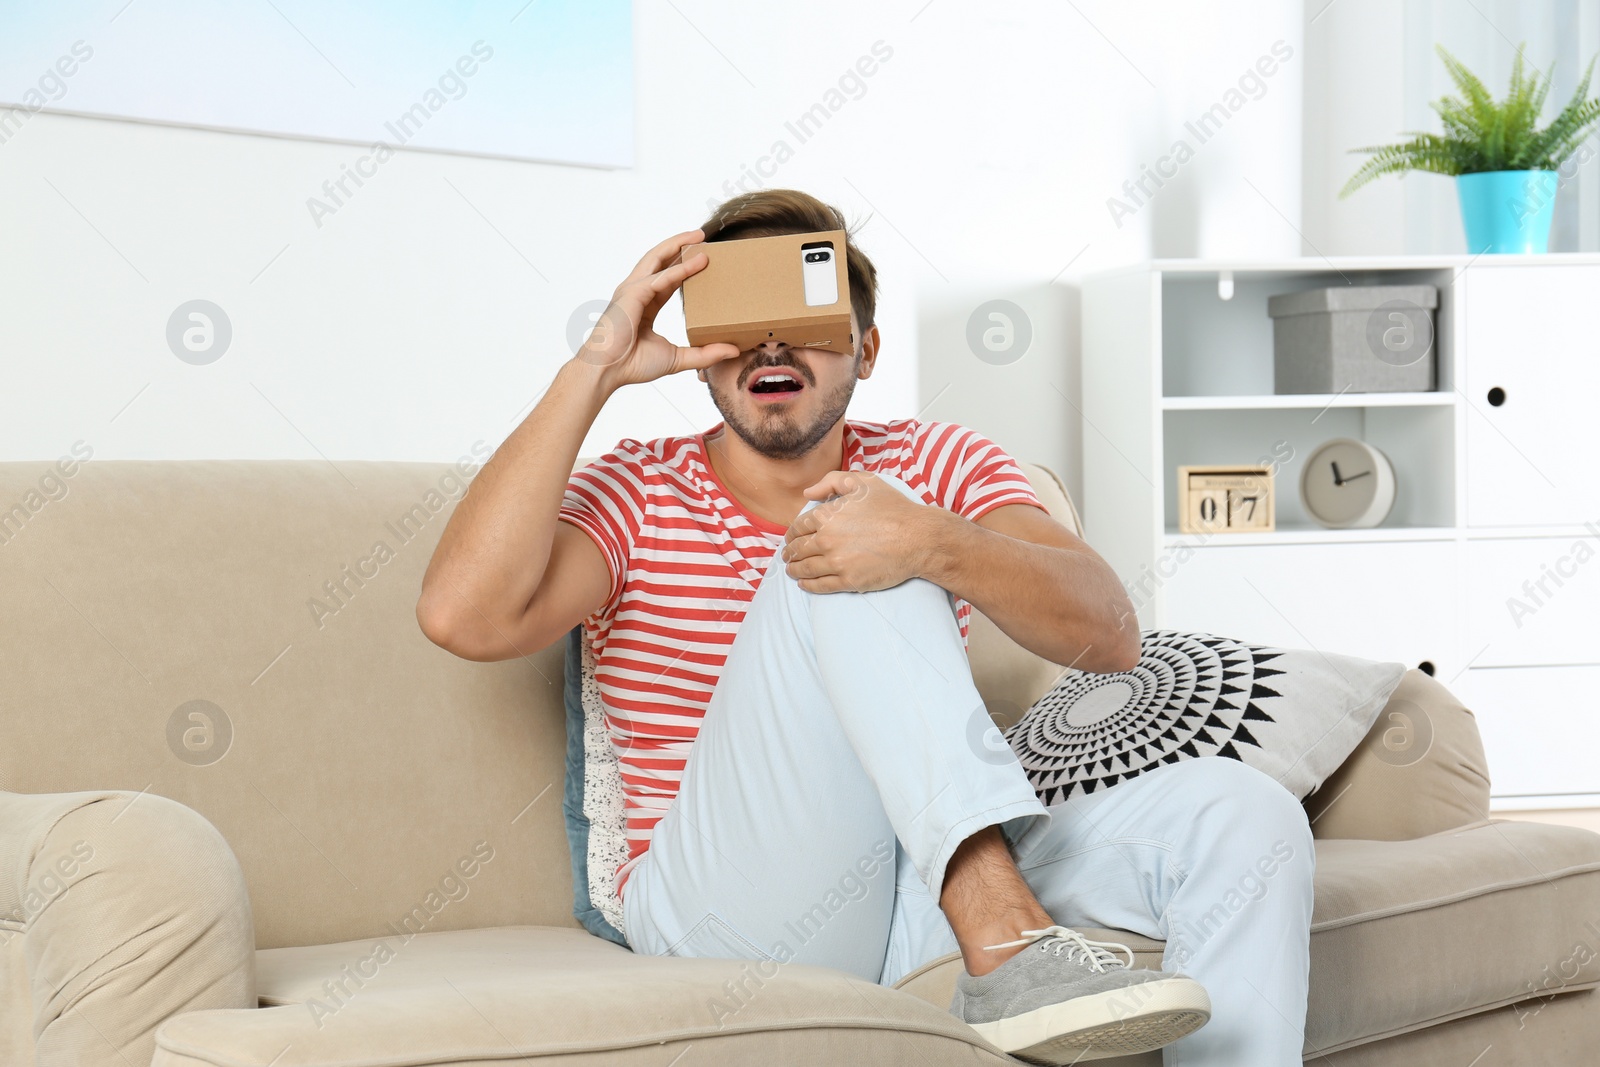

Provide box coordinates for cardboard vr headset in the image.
[679,229,854,355]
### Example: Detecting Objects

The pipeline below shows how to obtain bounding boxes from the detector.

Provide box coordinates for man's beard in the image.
[707,352,861,460]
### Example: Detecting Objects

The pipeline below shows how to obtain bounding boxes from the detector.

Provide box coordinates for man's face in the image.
[701,312,872,460]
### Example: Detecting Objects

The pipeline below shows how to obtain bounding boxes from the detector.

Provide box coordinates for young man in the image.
[418,190,1313,1065]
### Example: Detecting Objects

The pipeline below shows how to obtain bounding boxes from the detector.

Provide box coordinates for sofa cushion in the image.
[151,926,1009,1066]
[894,820,1600,1057]
[1305,822,1600,1051]
[1305,667,1493,840]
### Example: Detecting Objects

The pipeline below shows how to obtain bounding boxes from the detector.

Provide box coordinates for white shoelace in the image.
[982,925,1136,973]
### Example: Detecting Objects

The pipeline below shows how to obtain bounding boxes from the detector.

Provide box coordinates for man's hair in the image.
[699,189,879,334]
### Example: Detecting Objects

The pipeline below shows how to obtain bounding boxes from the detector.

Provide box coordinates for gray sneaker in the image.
[950,926,1210,1064]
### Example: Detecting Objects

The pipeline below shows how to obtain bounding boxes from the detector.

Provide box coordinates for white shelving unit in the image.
[1082,255,1600,811]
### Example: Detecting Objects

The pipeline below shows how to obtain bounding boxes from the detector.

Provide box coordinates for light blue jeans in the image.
[622,475,1314,1065]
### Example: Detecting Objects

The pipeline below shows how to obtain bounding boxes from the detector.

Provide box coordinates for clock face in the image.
[1301,439,1396,528]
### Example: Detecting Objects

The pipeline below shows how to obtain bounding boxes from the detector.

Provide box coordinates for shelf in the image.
[1089,253,1600,278]
[1162,525,1459,547]
[1466,524,1600,541]
[1161,392,1455,411]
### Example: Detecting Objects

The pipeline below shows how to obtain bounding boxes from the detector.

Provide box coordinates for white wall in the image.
[1301,0,1409,256]
[1,0,1306,511]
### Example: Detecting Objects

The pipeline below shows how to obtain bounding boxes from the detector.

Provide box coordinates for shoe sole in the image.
[966,976,1211,1065]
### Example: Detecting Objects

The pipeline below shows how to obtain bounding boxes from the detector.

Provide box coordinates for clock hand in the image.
[1342,470,1372,483]
[1330,460,1344,487]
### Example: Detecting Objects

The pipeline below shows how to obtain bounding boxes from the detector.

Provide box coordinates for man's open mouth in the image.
[747,371,805,398]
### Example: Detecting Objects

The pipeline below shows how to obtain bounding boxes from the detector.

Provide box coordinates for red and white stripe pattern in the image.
[559,419,1045,896]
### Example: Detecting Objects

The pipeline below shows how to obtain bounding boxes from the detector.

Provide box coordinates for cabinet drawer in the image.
[1465,266,1600,527]
[1454,665,1600,799]
[1161,541,1456,676]
[1464,537,1600,667]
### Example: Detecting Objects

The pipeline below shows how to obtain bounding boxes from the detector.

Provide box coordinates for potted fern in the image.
[1341,45,1600,254]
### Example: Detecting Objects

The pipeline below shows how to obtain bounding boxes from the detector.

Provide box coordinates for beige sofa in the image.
[4,456,1600,1067]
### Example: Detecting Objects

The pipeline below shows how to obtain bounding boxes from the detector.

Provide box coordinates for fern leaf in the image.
[1348,46,1600,195]
[1340,134,1476,197]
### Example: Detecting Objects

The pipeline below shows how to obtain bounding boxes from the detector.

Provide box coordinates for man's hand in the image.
[780,471,940,593]
[419,228,737,662]
[780,471,1140,670]
[580,228,742,394]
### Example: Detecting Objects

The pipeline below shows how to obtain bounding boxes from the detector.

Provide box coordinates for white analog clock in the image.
[1299,438,1397,529]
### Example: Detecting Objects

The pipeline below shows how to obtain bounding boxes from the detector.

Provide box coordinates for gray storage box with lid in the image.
[1266,284,1438,393]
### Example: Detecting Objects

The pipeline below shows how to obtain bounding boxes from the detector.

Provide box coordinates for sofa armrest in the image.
[0,790,255,1067]
[1305,668,1493,841]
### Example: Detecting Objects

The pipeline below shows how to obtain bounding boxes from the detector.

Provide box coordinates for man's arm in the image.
[780,474,1139,673]
[417,230,741,662]
[927,502,1141,673]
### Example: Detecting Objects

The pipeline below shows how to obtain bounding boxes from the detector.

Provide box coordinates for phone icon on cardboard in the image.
[801,241,838,307]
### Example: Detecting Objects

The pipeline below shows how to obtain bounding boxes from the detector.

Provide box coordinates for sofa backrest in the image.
[3,459,568,949]
[0,457,1078,950]
[2,457,1487,951]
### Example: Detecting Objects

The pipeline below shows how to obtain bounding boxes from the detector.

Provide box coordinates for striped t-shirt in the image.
[558,418,1045,896]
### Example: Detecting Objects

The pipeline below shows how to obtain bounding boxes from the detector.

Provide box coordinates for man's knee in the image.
[1170,758,1315,872]
[787,471,955,629]
[798,473,925,517]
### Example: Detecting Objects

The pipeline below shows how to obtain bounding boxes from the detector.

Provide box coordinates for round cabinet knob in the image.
[1487,387,1506,407]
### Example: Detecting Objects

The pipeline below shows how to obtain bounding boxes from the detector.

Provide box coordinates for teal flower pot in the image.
[1456,170,1559,253]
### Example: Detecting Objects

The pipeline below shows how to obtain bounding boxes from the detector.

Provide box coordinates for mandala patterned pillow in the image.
[1004,630,1406,804]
